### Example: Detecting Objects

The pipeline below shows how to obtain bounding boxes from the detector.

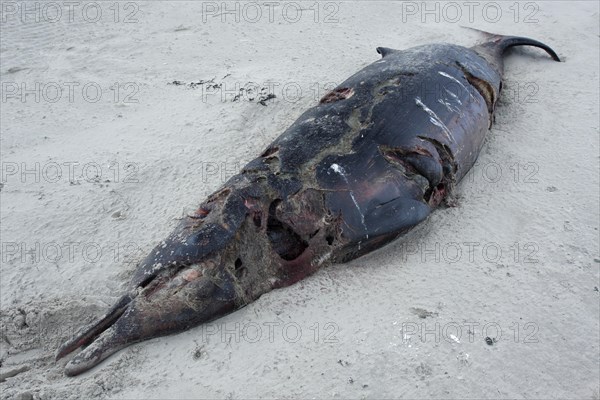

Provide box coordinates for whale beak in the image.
[56,292,137,376]
[56,264,237,376]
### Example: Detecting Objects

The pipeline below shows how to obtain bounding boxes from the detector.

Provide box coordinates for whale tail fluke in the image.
[464,27,560,75]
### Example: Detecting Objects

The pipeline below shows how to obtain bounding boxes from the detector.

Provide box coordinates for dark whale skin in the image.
[56,32,560,376]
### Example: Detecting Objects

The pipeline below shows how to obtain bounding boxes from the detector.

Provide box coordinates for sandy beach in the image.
[1,1,599,399]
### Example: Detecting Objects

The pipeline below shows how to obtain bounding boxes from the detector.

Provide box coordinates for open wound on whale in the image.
[266,199,308,261]
[380,145,438,206]
[320,87,355,104]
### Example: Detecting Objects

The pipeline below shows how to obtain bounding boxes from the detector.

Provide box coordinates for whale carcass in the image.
[56,31,560,376]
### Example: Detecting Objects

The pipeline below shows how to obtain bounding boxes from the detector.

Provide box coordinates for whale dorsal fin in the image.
[376,47,396,58]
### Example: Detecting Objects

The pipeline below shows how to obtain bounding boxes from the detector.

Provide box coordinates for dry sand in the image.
[1,1,598,399]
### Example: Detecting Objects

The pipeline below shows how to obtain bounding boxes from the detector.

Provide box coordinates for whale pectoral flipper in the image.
[336,197,431,262]
[364,197,431,238]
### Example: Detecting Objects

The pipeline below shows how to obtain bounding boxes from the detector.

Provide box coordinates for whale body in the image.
[56,31,560,376]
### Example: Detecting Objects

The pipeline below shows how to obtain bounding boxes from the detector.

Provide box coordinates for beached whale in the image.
[56,31,559,376]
